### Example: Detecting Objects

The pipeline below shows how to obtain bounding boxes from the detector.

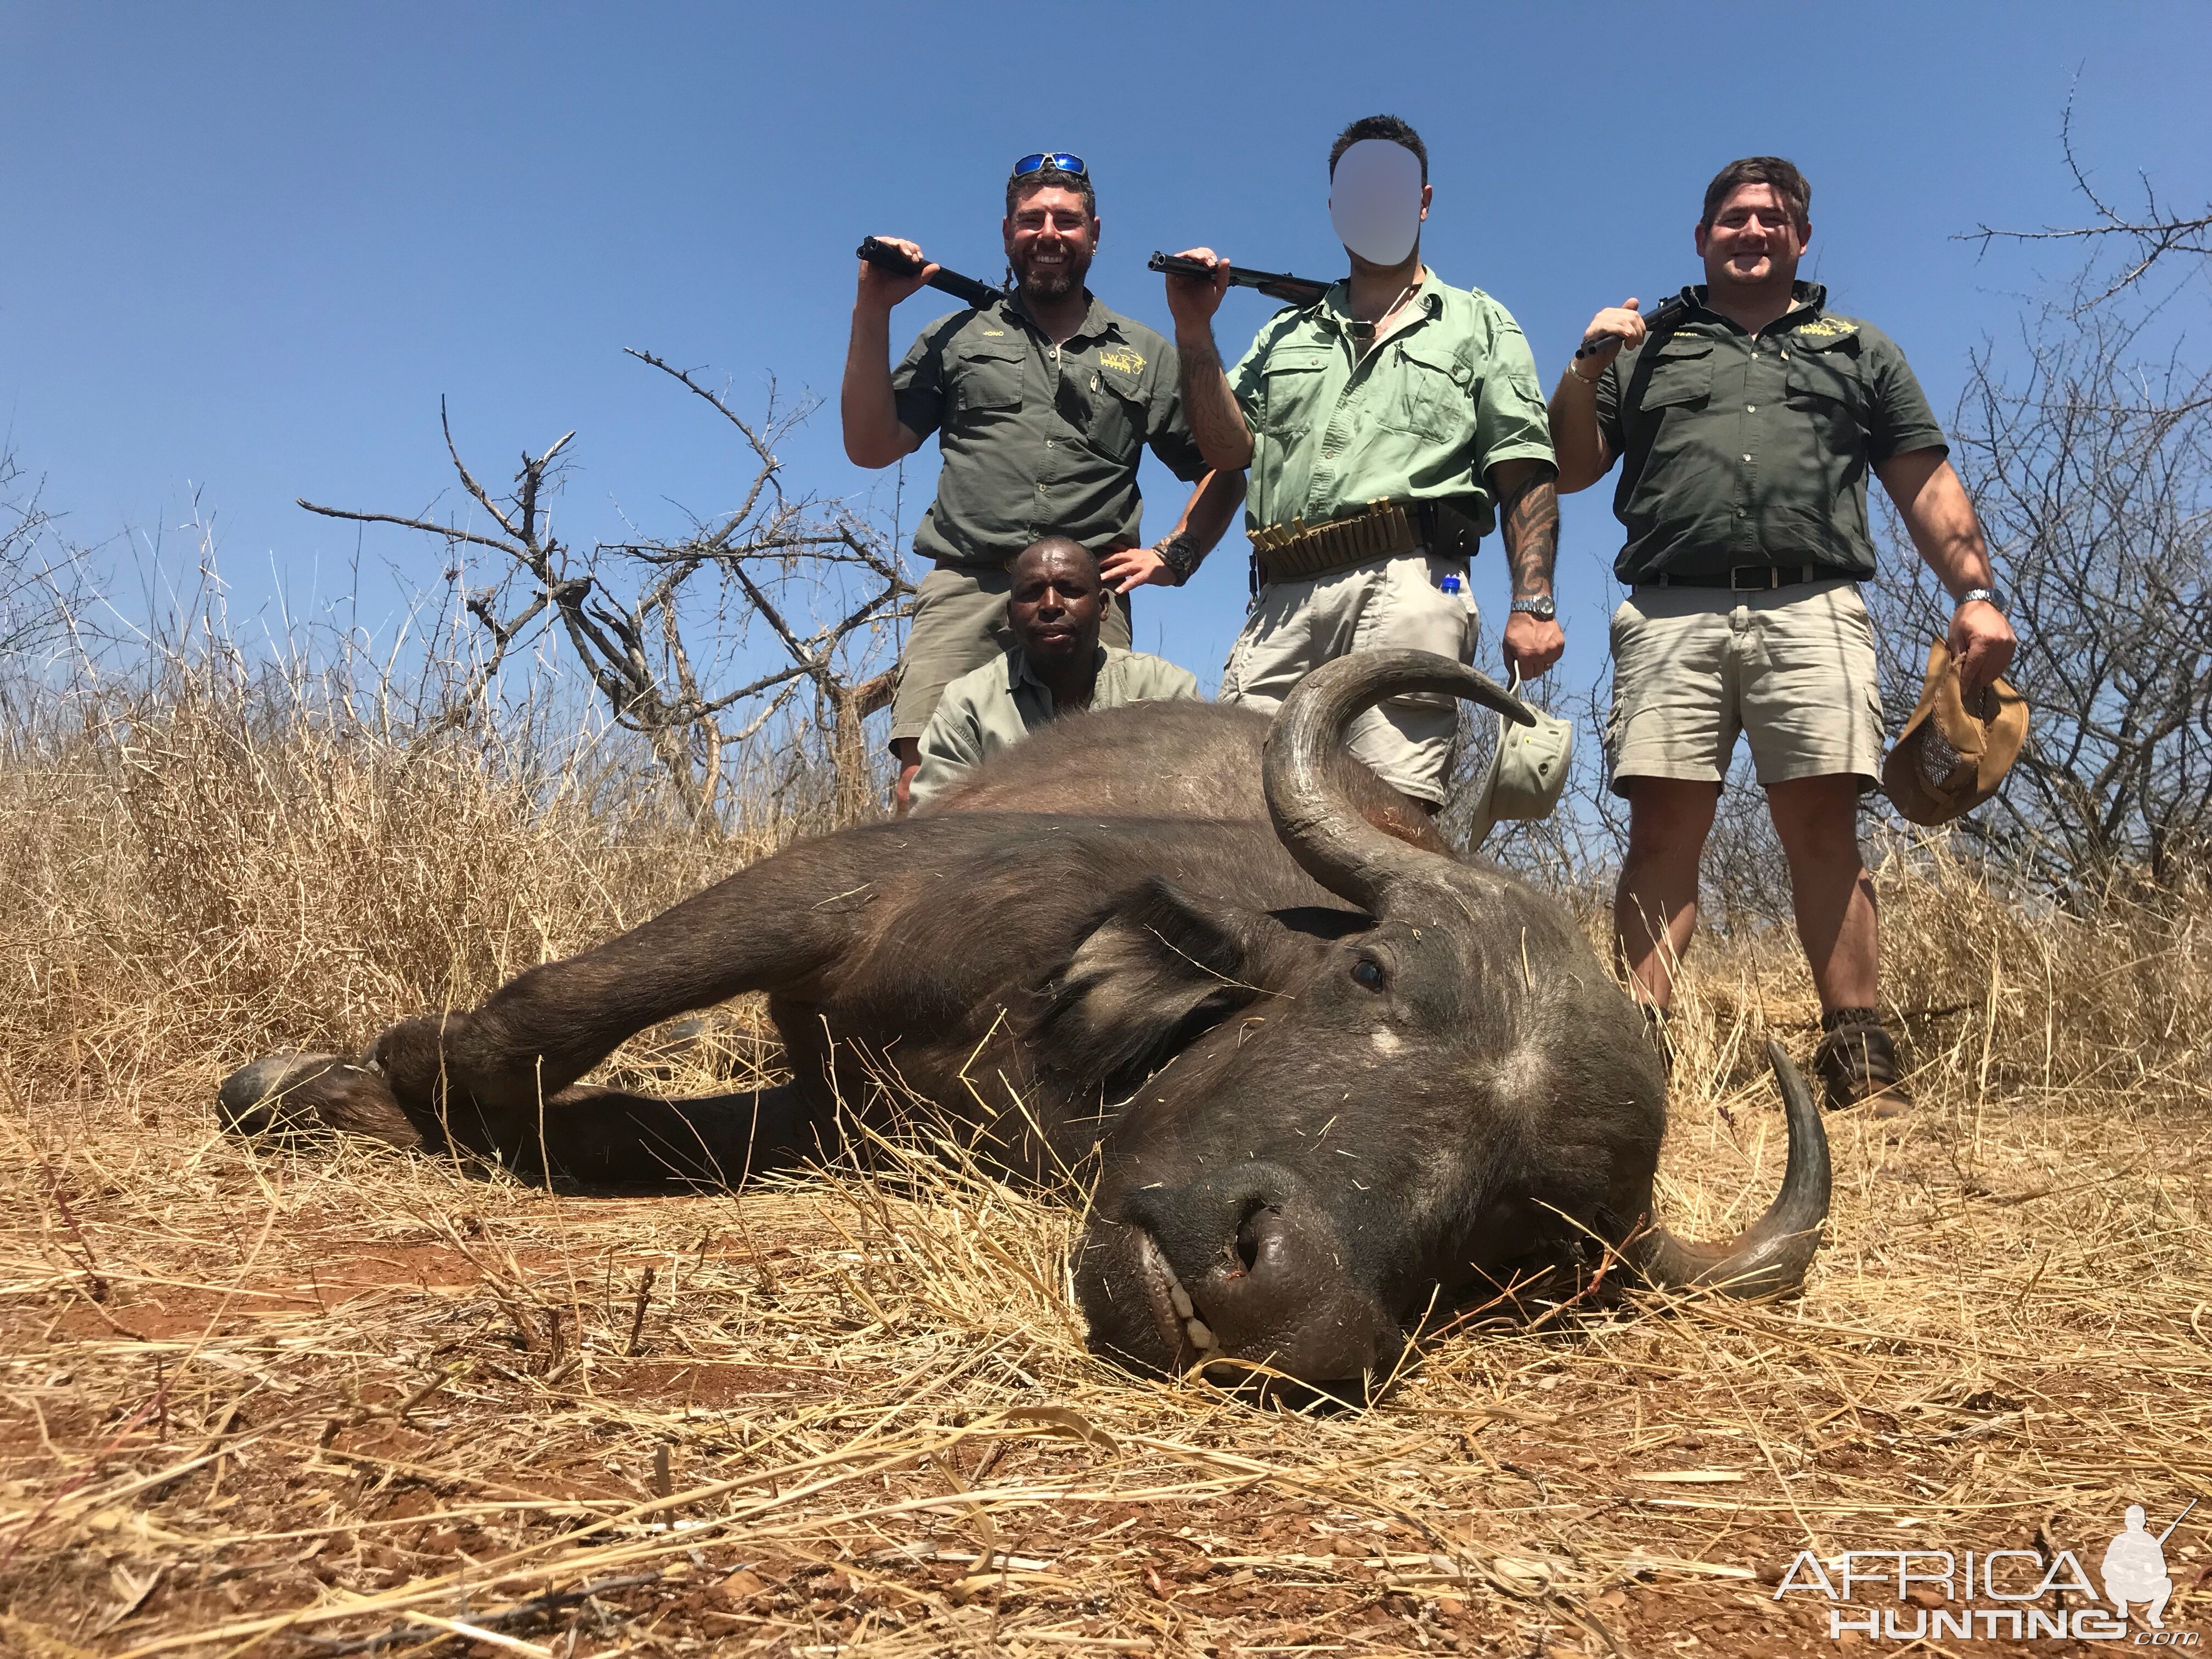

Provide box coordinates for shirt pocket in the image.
[1386,340,1475,443]
[953,340,1026,420]
[1783,336,1869,497]
[1621,340,1719,531]
[1256,346,1334,437]
[1077,364,1147,460]
[1783,335,1866,422]
[1640,338,1716,410]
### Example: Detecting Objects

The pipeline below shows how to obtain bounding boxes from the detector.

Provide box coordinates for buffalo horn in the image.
[1632,1042,1832,1297]
[1262,648,1533,913]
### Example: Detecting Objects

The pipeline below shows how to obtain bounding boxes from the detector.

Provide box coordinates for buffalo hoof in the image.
[216,1052,424,1150]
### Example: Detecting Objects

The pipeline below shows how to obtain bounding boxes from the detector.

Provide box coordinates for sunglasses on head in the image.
[1012,151,1087,179]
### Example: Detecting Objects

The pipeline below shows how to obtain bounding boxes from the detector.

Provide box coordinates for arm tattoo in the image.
[1500,477,1560,599]
[1176,330,1254,466]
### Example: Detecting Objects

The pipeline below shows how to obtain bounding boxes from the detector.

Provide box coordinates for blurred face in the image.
[1007,544,1104,669]
[1695,183,1808,290]
[1003,184,1098,301]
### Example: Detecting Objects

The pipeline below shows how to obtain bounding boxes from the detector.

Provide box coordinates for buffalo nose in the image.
[1125,1163,1402,1386]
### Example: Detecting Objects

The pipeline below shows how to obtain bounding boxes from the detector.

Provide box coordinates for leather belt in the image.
[1643,565,1857,591]
[1251,496,1483,586]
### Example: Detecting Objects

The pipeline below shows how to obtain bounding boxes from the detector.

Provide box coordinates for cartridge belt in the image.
[1250,496,1483,585]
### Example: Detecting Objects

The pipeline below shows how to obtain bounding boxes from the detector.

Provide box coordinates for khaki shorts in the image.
[1606,578,1883,797]
[890,562,1132,744]
[1220,549,1474,805]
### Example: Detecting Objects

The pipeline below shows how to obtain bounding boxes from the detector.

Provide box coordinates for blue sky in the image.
[3,1,2207,695]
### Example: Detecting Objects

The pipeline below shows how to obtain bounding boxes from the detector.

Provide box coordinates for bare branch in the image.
[1960,99,2212,305]
[297,500,521,560]
[303,360,907,826]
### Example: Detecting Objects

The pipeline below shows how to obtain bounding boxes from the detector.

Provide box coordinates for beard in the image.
[1012,245,1091,302]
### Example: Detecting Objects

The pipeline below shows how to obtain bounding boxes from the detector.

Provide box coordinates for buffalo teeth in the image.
[1139,1234,1222,1357]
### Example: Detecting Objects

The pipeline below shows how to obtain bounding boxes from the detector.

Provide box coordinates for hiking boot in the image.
[1814,1009,1911,1117]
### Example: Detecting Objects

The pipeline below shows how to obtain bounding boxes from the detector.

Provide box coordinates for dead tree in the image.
[300,352,910,827]
[1965,101,2212,307]
[1,448,66,661]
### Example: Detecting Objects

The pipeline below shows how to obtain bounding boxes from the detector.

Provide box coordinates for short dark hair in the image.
[1329,115,1427,184]
[1700,156,1810,234]
[1007,164,1096,219]
[1007,535,1099,581]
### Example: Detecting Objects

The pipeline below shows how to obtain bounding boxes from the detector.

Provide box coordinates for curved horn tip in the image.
[1635,1037,1834,1299]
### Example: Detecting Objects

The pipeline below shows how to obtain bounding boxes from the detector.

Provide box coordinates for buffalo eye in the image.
[1351,957,1385,992]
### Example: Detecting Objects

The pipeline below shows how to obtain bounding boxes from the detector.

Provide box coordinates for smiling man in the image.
[909,537,1199,808]
[1549,156,2018,1114]
[844,154,1242,812]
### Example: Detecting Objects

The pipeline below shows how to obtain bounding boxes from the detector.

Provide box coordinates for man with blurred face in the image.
[1548,156,2018,1115]
[1162,114,1561,813]
[909,537,1198,807]
[843,154,1243,812]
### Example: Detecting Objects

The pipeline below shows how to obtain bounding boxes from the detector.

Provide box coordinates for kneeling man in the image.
[911,537,1199,807]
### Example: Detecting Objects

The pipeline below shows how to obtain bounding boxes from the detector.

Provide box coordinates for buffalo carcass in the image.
[219,650,1830,1390]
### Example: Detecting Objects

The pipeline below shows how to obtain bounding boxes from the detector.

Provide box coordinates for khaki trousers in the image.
[1220,549,1474,805]
[1606,578,1883,795]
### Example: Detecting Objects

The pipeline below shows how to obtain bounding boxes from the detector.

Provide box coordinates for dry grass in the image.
[3,663,2210,1657]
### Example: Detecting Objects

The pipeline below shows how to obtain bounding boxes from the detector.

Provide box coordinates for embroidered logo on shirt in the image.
[1095,347,1146,376]
[1795,317,1856,338]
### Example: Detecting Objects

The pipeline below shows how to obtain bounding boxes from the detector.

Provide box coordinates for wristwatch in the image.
[1509,595,1558,621]
[1958,586,2007,614]
[1156,534,1204,586]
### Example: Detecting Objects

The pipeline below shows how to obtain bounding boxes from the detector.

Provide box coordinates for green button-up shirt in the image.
[910,645,1201,806]
[1228,269,1554,540]
[1593,283,1948,583]
[892,292,1207,569]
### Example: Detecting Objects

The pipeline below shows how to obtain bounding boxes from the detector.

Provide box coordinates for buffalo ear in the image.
[1041,879,1268,1097]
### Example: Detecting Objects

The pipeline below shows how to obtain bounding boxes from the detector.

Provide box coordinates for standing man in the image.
[844,152,1244,811]
[1162,115,1562,811]
[910,537,1199,808]
[1549,156,2017,1114]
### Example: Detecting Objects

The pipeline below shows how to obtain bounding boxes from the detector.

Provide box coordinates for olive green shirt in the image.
[910,646,1200,806]
[892,292,1207,569]
[1593,283,1948,583]
[1228,269,1554,540]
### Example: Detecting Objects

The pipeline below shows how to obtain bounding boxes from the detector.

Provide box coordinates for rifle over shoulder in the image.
[856,236,1006,312]
[1148,252,1331,310]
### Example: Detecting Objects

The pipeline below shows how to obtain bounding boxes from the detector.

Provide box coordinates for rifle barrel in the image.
[1148,252,1330,309]
[856,238,1003,312]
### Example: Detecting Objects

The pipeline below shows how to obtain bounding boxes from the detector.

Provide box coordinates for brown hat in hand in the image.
[1883,638,2028,826]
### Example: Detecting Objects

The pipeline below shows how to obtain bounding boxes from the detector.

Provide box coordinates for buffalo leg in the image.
[362,834,887,1160]
[491,1081,825,1187]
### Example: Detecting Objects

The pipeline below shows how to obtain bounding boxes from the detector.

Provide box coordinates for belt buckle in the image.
[1729,566,1770,592]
